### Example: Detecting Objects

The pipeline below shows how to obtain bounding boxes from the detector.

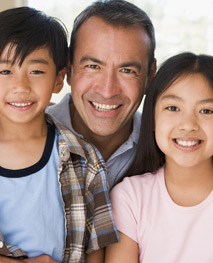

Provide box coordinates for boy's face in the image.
[0,45,64,126]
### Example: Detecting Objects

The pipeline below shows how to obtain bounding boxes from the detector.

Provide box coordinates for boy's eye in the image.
[200,109,213,114]
[30,70,45,74]
[0,70,12,75]
[166,106,179,111]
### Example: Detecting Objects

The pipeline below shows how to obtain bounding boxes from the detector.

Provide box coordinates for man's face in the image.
[70,16,155,139]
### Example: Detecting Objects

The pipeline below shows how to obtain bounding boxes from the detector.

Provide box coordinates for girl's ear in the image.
[53,68,67,94]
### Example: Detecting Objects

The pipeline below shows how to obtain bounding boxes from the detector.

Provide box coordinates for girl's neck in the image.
[164,159,213,207]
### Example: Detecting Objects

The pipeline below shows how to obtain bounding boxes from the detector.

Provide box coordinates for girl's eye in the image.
[200,109,213,114]
[30,70,45,74]
[166,106,179,111]
[0,70,12,75]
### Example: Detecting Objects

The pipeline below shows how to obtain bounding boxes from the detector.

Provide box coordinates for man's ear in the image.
[147,58,157,86]
[66,59,72,86]
[53,68,67,94]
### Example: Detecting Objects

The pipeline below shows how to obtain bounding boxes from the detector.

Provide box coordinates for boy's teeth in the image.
[92,102,119,111]
[176,139,199,147]
[10,102,32,107]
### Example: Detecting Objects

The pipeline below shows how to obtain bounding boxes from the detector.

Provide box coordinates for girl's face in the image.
[155,73,213,169]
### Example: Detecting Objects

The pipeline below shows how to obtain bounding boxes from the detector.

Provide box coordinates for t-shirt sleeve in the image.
[110,177,138,243]
[0,232,27,258]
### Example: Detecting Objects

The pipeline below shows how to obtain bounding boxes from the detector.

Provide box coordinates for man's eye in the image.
[166,106,179,111]
[30,70,45,74]
[200,109,213,114]
[121,68,136,74]
[0,70,12,75]
[86,64,100,69]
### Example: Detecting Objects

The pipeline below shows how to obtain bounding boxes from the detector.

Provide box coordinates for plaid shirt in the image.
[0,114,119,262]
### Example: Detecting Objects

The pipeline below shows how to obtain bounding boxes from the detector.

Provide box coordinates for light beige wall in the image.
[0,0,27,11]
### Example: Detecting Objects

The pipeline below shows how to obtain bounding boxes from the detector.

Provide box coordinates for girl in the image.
[105,52,213,263]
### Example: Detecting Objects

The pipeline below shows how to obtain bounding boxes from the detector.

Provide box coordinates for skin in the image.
[0,45,65,261]
[0,255,58,263]
[155,73,213,206]
[0,45,64,169]
[105,73,213,261]
[68,16,156,161]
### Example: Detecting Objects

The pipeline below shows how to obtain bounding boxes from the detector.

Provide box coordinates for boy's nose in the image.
[12,77,30,93]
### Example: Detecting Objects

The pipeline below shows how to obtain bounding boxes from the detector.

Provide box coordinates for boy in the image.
[0,7,119,263]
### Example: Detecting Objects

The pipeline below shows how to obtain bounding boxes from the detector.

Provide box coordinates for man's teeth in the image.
[176,139,199,147]
[92,102,119,111]
[10,102,32,107]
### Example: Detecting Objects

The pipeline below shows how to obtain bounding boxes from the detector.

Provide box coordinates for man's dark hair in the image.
[0,7,68,73]
[70,0,155,72]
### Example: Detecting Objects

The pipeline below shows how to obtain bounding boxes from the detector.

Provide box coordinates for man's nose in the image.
[93,69,121,98]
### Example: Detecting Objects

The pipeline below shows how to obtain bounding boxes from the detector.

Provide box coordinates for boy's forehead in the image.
[0,43,53,64]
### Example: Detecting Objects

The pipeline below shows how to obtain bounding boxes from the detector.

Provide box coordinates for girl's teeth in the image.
[176,139,199,147]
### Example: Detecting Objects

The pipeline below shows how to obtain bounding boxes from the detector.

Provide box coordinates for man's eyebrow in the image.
[79,56,104,65]
[120,62,142,71]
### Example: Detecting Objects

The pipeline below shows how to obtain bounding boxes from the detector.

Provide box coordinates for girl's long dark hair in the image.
[125,52,213,177]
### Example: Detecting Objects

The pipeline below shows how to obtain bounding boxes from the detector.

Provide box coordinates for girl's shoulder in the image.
[112,167,164,197]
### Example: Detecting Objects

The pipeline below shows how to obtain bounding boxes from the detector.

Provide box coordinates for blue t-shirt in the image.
[0,124,65,262]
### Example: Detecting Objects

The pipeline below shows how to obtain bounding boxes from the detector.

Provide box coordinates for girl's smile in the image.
[155,73,213,169]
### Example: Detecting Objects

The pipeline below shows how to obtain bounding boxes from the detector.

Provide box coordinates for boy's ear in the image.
[66,59,72,86]
[53,68,67,94]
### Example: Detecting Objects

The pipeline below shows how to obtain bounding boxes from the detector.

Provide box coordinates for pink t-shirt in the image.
[110,167,213,263]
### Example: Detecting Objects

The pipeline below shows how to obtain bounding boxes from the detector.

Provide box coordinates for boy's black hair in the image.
[70,0,155,73]
[125,52,213,177]
[0,7,68,73]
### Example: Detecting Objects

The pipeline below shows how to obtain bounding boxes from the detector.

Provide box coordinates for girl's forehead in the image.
[157,73,213,102]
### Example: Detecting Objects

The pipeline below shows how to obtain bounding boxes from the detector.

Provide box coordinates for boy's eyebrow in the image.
[0,59,12,64]
[0,59,49,65]
[29,59,49,65]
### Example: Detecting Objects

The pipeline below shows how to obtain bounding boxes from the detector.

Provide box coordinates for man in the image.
[48,0,157,190]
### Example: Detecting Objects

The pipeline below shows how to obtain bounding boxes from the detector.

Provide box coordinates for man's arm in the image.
[0,255,58,263]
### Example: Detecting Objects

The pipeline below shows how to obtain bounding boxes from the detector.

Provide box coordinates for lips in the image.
[90,101,121,112]
[173,138,202,151]
[9,102,33,107]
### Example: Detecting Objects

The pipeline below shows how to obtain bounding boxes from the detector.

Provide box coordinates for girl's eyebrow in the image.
[198,98,213,104]
[160,94,213,104]
[160,94,182,101]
